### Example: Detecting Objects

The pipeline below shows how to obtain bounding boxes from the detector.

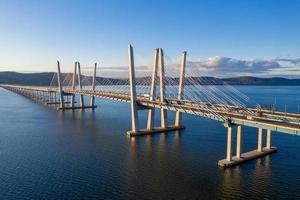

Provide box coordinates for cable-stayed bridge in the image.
[1,45,300,168]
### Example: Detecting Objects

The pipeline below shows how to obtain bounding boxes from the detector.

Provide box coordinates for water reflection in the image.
[128,131,183,160]
[174,130,182,146]
[56,109,99,135]
[220,167,242,199]
[220,155,272,199]
[126,131,187,198]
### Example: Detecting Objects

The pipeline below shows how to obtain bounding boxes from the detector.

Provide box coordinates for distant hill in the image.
[222,76,300,85]
[0,71,55,86]
[1,71,300,86]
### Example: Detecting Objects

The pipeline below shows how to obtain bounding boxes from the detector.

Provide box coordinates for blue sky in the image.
[0,0,299,77]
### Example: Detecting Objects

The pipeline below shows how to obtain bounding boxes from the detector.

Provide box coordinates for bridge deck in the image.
[2,84,300,135]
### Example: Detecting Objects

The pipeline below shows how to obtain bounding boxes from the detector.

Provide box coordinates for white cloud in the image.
[188,56,280,72]
[95,57,300,78]
[184,56,300,77]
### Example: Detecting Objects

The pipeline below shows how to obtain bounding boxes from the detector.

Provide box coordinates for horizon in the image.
[2,70,300,80]
[0,0,300,78]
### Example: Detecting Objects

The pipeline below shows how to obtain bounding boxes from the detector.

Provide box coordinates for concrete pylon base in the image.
[57,105,97,110]
[47,101,77,105]
[127,125,185,136]
[218,147,278,168]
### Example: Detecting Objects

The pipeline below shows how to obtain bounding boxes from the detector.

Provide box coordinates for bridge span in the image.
[1,45,300,168]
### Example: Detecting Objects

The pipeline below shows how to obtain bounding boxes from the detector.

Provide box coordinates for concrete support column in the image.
[159,48,167,128]
[48,92,52,103]
[71,62,77,107]
[147,48,159,130]
[226,126,232,161]
[57,61,65,109]
[128,45,139,132]
[77,62,84,107]
[258,128,263,152]
[90,62,97,107]
[236,125,242,159]
[266,129,272,149]
[175,51,187,127]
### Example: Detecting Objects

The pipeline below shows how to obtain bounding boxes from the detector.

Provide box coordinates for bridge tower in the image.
[57,61,65,109]
[175,51,187,127]
[90,62,97,107]
[146,48,159,130]
[127,45,185,136]
[70,62,77,107]
[56,61,97,110]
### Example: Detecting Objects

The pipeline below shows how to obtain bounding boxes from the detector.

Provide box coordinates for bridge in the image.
[1,45,300,168]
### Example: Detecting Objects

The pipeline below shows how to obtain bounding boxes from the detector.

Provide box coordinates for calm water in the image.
[1,86,300,199]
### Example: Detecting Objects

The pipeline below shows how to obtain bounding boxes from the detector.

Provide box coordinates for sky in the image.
[0,0,299,77]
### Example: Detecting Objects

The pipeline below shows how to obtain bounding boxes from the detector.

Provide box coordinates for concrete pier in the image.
[218,147,277,168]
[57,105,97,110]
[127,125,185,136]
[226,126,232,161]
[236,125,242,159]
[258,128,263,152]
[47,101,76,105]
[266,129,272,149]
[219,124,277,168]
